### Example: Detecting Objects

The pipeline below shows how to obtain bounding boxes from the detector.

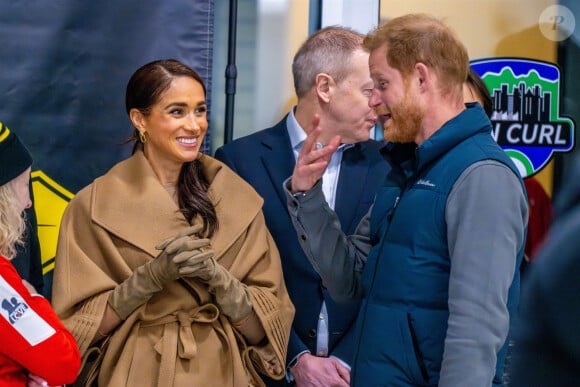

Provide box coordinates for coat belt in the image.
[140,304,221,387]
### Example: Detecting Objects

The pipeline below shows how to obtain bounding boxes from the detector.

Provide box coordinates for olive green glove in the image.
[181,256,252,323]
[108,225,211,320]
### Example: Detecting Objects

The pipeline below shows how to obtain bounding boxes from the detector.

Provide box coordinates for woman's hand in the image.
[22,280,37,295]
[27,373,62,387]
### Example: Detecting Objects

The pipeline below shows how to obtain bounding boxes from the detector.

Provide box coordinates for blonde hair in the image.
[364,14,469,95]
[0,180,26,260]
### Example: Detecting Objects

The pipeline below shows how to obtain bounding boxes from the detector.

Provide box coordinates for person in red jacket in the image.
[0,121,81,386]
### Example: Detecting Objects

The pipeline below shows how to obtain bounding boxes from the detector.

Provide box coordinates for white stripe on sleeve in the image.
[0,275,56,346]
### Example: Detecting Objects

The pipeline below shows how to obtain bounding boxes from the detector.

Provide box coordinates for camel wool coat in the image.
[52,150,294,386]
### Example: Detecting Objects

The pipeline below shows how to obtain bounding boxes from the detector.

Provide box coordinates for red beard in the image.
[382,94,423,143]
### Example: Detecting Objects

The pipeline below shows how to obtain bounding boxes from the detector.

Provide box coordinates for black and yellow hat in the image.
[0,121,33,186]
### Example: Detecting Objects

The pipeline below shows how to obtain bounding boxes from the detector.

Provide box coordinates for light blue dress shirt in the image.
[286,108,353,359]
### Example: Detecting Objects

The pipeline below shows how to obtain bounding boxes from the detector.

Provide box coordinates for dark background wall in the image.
[0,1,215,193]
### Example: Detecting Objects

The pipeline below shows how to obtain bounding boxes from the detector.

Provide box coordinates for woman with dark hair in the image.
[0,122,80,386]
[52,59,294,386]
[463,67,494,117]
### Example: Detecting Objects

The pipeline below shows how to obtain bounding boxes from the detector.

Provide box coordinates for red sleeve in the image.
[524,178,553,260]
[0,258,81,385]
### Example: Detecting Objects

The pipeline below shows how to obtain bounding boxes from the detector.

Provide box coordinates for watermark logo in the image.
[539,5,575,42]
[471,58,575,178]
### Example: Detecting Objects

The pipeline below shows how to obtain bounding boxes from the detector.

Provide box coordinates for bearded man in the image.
[283,13,528,387]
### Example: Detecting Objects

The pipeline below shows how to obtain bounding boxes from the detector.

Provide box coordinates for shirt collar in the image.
[287,107,306,152]
[286,107,354,153]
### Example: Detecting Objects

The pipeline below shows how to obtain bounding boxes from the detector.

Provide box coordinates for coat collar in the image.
[381,104,492,175]
[199,153,264,259]
[416,103,491,170]
[91,150,262,259]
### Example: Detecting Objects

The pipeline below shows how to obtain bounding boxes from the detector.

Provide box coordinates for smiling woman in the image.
[51,59,294,387]
[129,74,208,183]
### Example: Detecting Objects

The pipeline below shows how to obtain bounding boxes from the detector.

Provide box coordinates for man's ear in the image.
[314,73,334,103]
[129,108,146,130]
[415,62,431,93]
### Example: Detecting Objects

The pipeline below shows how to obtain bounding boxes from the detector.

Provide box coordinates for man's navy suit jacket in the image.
[214,115,390,385]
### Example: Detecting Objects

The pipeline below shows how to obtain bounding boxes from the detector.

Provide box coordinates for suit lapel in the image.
[259,118,296,208]
[335,143,371,232]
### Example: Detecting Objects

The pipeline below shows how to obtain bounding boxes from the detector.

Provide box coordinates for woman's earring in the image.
[138,131,147,144]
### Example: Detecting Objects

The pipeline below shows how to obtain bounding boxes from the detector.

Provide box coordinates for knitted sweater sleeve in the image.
[284,178,371,302]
